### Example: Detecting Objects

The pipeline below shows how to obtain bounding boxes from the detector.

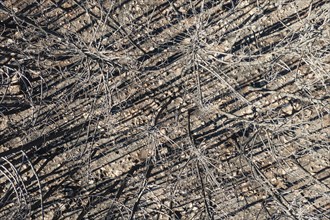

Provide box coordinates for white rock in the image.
[282,104,293,115]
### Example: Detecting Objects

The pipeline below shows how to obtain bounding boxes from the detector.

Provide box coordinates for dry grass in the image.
[0,0,329,219]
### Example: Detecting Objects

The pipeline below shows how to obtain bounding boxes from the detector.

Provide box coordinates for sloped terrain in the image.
[0,0,329,219]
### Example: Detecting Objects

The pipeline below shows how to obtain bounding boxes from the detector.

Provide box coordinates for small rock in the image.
[159,128,167,135]
[282,103,293,115]
[245,107,253,114]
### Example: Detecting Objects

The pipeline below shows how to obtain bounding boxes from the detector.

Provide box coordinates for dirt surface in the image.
[0,0,329,219]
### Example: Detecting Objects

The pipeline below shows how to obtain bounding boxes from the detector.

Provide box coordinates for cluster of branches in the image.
[0,0,329,219]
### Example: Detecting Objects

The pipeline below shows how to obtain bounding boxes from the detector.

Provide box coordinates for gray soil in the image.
[0,0,329,219]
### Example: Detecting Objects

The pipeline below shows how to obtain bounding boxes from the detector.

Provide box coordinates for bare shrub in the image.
[0,0,329,219]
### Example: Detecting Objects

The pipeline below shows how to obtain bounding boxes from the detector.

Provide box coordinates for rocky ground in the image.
[0,0,329,219]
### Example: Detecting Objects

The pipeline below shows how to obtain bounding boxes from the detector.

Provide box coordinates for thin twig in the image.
[198,61,252,105]
[187,110,213,220]
[1,157,28,202]
[129,179,147,220]
[153,96,175,127]
[0,165,20,206]
[21,151,44,220]
[232,138,299,220]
